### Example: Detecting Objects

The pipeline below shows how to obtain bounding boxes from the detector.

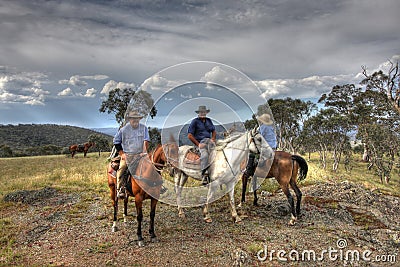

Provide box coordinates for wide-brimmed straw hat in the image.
[195,105,210,114]
[126,110,143,119]
[257,113,273,125]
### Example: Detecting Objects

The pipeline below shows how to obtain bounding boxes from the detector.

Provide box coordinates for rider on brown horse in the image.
[113,110,150,198]
[242,113,277,185]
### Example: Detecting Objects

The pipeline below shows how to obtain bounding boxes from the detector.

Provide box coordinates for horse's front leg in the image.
[112,187,118,232]
[135,195,145,247]
[202,182,215,223]
[252,176,259,206]
[229,187,242,223]
[123,196,129,223]
[174,171,187,218]
[149,198,158,242]
[239,173,248,206]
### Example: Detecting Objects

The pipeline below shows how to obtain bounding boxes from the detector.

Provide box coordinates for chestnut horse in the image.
[240,149,308,225]
[107,149,165,247]
[69,142,95,158]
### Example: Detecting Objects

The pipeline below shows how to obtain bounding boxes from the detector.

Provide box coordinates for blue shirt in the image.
[188,117,215,143]
[260,124,277,149]
[113,123,150,154]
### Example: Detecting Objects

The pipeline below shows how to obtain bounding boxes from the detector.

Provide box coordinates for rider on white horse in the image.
[187,105,216,185]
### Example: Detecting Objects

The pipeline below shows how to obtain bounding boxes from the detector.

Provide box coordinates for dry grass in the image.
[0,152,399,266]
[0,153,108,196]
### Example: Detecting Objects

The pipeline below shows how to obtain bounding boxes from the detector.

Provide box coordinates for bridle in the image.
[151,143,178,172]
[249,128,261,155]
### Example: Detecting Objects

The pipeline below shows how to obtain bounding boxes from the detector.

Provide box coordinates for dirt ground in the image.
[2,181,399,266]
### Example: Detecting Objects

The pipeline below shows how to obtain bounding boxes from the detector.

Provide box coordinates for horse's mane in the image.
[216,132,245,147]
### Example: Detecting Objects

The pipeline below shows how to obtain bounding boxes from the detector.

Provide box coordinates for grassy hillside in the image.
[0,124,113,157]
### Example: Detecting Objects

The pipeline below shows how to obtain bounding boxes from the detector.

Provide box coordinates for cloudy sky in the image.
[1,0,399,129]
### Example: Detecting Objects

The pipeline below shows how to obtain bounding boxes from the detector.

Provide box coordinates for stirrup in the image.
[160,185,167,194]
[201,174,209,185]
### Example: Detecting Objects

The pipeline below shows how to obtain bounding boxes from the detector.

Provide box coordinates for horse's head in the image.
[152,143,179,167]
[163,143,179,167]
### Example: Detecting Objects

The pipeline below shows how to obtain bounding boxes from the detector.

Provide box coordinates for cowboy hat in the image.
[257,113,273,125]
[195,105,210,114]
[126,110,143,119]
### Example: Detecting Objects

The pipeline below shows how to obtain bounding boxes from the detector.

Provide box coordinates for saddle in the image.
[180,146,202,170]
[184,148,200,164]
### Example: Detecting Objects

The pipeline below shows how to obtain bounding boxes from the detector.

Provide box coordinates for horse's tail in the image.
[291,155,308,181]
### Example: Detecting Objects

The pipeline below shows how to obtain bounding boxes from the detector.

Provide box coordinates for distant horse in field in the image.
[240,133,308,225]
[69,142,95,158]
[107,146,171,247]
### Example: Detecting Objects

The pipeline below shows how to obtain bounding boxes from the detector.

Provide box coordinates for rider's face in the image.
[198,111,207,118]
[129,118,140,128]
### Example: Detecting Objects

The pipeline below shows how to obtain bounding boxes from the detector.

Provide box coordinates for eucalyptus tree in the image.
[301,108,351,171]
[265,98,316,153]
[88,134,111,156]
[353,89,400,183]
[317,84,359,170]
[99,88,157,126]
[361,60,400,115]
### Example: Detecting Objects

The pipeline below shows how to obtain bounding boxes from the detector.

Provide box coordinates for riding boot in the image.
[116,174,126,198]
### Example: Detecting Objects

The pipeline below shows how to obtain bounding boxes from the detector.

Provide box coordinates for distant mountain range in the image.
[91,127,118,137]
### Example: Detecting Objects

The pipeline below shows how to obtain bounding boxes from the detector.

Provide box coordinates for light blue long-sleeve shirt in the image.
[260,124,277,150]
[113,123,150,154]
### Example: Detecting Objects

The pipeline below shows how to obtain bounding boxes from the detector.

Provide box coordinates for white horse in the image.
[173,130,260,223]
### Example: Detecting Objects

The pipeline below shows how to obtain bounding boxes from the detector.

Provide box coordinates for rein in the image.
[151,143,177,171]
[220,132,252,176]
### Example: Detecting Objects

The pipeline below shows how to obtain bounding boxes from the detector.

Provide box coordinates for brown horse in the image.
[69,142,95,158]
[107,149,165,247]
[241,150,308,225]
[150,143,179,174]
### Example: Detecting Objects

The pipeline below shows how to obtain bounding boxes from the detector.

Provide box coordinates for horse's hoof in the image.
[151,237,158,243]
[204,217,213,223]
[288,217,297,226]
[137,240,145,247]
[112,226,118,232]
[234,217,242,224]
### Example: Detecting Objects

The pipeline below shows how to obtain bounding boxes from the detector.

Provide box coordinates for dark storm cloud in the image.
[0,0,399,127]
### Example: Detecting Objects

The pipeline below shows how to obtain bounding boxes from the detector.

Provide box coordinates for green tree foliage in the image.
[88,134,111,156]
[361,61,400,115]
[148,127,161,151]
[0,144,13,157]
[99,88,157,126]
[99,88,136,126]
[360,124,399,183]
[267,98,316,153]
